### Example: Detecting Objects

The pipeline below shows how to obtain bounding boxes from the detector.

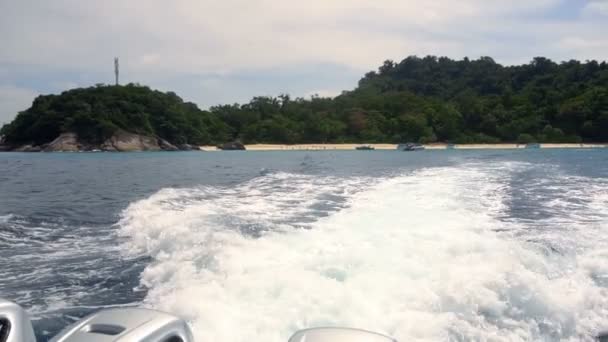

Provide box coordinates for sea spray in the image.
[118,164,608,341]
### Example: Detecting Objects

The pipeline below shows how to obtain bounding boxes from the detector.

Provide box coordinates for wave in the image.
[0,214,145,322]
[0,213,14,223]
[118,165,608,341]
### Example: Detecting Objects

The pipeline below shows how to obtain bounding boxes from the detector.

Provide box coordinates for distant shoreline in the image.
[199,143,608,151]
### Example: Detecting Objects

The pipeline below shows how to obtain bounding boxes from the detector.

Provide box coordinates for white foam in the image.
[1,214,141,317]
[119,167,608,341]
[0,213,13,223]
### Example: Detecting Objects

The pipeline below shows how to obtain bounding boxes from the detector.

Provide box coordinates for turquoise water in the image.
[1,149,607,341]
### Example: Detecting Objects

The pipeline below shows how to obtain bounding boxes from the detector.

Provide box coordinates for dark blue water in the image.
[1,150,607,341]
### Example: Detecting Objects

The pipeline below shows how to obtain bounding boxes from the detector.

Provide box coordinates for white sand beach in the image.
[199,143,607,151]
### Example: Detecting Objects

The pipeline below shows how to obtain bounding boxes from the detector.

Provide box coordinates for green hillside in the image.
[2,56,607,146]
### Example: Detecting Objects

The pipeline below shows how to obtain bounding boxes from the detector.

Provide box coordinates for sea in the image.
[1,149,607,341]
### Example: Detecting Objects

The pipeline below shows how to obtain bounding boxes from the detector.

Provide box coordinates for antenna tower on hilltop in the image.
[114,57,119,85]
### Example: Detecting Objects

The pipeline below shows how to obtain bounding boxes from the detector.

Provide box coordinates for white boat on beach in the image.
[397,143,425,151]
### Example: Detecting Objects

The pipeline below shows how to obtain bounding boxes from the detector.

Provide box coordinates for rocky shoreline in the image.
[0,130,200,152]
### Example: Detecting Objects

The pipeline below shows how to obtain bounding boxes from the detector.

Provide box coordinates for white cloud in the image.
[305,89,343,99]
[140,53,161,66]
[554,36,608,61]
[0,0,606,113]
[583,0,608,16]
[0,0,576,74]
[0,85,39,125]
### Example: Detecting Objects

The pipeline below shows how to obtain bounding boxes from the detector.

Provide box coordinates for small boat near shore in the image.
[397,143,425,151]
[356,145,375,150]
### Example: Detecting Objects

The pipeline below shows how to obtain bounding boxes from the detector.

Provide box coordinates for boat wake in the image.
[0,215,146,339]
[118,163,608,341]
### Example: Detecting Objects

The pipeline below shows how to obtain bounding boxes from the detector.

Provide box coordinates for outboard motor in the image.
[1,297,400,342]
[0,298,193,342]
[288,327,396,342]
[0,299,36,342]
[50,308,194,342]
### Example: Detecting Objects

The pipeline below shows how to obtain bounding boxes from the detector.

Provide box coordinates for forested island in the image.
[1,56,607,151]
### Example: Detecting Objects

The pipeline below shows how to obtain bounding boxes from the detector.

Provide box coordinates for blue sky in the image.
[1,0,607,124]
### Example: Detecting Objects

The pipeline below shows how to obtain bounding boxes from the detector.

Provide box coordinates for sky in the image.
[1,0,607,124]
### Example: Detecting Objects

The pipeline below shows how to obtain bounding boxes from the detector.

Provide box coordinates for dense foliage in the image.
[211,56,608,144]
[0,84,230,145]
[2,56,608,145]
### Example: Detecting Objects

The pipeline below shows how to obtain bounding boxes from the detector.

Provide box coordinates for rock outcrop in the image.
[13,144,42,152]
[43,133,82,152]
[101,130,161,152]
[158,138,179,151]
[1,130,208,152]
